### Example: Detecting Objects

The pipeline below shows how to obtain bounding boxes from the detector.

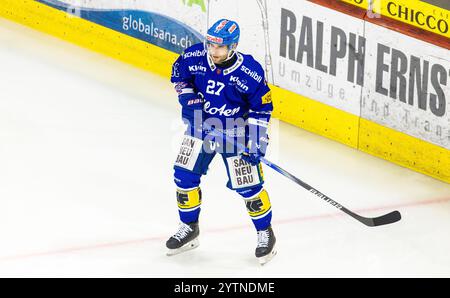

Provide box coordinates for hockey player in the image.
[166,19,276,265]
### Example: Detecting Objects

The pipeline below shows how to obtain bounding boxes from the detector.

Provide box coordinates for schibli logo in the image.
[183,49,206,59]
[203,101,240,116]
[230,76,249,92]
[241,65,262,83]
[206,35,223,44]
[188,65,207,72]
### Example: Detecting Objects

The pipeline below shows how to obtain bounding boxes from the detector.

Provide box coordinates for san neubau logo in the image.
[122,14,193,49]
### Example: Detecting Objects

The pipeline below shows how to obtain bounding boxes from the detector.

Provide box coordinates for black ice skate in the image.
[255,225,277,265]
[166,222,200,256]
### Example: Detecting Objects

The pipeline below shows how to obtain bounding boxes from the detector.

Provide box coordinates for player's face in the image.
[207,43,229,64]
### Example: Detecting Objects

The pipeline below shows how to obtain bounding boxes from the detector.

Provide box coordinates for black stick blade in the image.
[370,211,402,227]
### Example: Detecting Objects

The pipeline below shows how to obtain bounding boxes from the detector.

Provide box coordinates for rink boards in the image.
[0,0,448,183]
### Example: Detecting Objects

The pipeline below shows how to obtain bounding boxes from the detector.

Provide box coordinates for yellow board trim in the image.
[359,118,449,182]
[270,85,360,149]
[1,0,448,183]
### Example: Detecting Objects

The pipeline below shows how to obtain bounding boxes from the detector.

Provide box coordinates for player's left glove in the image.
[241,118,269,166]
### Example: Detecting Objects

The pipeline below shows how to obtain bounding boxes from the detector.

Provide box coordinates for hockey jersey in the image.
[170,43,273,136]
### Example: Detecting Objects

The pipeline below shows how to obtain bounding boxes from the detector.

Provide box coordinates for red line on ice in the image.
[0,196,448,262]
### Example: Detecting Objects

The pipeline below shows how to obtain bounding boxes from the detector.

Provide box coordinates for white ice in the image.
[0,18,449,278]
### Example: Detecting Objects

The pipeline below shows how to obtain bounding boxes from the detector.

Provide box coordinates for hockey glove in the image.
[241,118,269,166]
[175,81,205,127]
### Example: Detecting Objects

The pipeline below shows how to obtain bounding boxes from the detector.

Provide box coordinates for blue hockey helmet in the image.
[206,19,240,47]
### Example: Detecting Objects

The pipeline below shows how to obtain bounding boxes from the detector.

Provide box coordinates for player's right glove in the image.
[241,117,269,166]
[174,81,204,128]
[241,135,269,166]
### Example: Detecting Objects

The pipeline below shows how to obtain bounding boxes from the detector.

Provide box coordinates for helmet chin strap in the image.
[225,50,236,61]
[225,43,237,61]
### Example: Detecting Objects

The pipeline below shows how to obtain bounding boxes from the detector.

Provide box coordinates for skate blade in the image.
[258,248,277,266]
[166,238,199,256]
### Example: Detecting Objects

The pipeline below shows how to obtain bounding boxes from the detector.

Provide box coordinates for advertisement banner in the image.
[35,0,207,54]
[341,0,450,39]
[1,0,447,180]
[267,0,365,116]
[362,22,450,148]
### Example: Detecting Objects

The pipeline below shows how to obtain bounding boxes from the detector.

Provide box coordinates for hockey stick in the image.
[203,123,401,227]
